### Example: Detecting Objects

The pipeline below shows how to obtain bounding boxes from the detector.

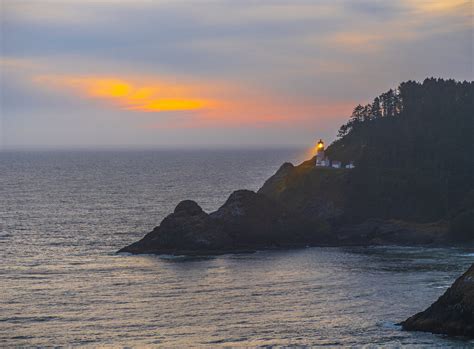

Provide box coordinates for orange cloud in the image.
[35,75,214,112]
[35,74,354,129]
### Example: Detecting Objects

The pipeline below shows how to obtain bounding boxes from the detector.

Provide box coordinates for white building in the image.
[345,162,355,169]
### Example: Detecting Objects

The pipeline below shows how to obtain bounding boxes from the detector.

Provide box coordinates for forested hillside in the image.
[326,78,473,238]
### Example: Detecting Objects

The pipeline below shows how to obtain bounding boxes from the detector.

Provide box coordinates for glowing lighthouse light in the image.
[317,139,324,151]
[315,139,329,167]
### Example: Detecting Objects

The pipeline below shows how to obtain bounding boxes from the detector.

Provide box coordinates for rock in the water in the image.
[401,264,474,338]
[118,200,230,254]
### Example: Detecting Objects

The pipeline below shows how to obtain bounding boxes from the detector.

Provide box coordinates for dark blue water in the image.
[1,149,473,347]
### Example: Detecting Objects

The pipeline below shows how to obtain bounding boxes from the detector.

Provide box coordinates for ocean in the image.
[1,149,473,347]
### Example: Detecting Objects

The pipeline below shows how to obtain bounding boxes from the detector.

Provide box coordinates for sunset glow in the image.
[36,76,214,113]
[34,73,355,129]
[2,0,471,147]
[128,99,208,112]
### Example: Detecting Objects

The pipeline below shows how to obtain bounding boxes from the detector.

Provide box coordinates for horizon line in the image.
[0,143,313,152]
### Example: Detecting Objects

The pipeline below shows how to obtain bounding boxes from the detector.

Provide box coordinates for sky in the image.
[0,0,472,149]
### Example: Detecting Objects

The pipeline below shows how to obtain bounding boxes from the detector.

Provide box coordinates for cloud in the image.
[34,72,354,129]
[405,0,470,14]
[35,75,215,112]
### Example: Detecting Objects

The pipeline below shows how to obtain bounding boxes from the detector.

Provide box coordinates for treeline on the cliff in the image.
[325,78,473,240]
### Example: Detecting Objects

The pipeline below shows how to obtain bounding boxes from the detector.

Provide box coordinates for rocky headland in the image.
[120,78,473,256]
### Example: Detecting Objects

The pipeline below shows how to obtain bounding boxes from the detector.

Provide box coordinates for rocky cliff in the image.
[401,264,474,338]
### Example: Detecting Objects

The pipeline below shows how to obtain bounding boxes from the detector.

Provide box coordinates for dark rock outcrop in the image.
[119,189,322,255]
[119,199,230,254]
[401,264,474,338]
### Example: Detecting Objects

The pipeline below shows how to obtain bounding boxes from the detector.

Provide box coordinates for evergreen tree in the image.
[371,97,382,119]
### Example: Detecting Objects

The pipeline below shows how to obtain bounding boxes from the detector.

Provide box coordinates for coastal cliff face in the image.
[402,264,474,338]
[257,160,348,220]
[257,158,449,245]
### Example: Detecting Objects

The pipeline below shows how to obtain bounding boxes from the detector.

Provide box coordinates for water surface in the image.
[1,149,473,347]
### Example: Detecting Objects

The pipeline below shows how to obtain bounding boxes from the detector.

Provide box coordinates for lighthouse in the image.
[314,138,355,169]
[315,139,328,167]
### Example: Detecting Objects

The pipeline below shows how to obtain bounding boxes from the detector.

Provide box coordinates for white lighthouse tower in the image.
[315,139,328,167]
